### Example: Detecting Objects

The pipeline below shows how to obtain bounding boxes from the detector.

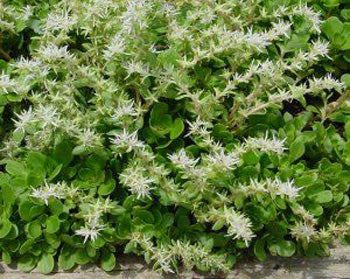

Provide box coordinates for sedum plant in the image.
[0,0,350,274]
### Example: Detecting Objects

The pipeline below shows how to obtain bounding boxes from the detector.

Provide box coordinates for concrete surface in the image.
[0,244,349,279]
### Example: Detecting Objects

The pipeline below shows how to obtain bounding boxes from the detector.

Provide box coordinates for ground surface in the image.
[1,244,349,279]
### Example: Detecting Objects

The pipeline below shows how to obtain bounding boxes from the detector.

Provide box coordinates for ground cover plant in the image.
[0,0,350,274]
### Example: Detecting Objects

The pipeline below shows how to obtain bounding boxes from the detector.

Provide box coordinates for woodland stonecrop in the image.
[0,0,350,275]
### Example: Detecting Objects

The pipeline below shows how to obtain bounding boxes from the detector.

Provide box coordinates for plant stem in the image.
[0,47,11,61]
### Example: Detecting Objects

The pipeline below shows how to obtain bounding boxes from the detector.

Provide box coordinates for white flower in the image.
[134,147,156,161]
[201,136,223,152]
[38,44,75,62]
[35,104,61,128]
[103,34,126,60]
[76,128,102,148]
[268,88,293,102]
[186,118,211,137]
[168,149,199,169]
[93,197,114,214]
[242,178,268,194]
[119,164,155,199]
[43,9,76,32]
[13,107,34,133]
[111,100,139,124]
[270,20,291,38]
[20,5,33,21]
[31,181,68,205]
[223,206,255,245]
[111,129,144,153]
[0,73,16,93]
[14,57,44,71]
[186,167,208,184]
[81,198,113,227]
[75,224,105,243]
[291,222,316,242]
[119,0,151,33]
[288,84,309,98]
[150,245,174,274]
[243,29,271,51]
[240,178,300,200]
[292,4,322,33]
[272,178,300,200]
[149,43,164,54]
[309,74,344,93]
[168,22,189,41]
[205,150,240,171]
[310,40,330,59]
[162,3,178,17]
[244,133,287,154]
[123,59,150,78]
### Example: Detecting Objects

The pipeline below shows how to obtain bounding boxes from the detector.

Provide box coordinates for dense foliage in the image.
[0,0,350,274]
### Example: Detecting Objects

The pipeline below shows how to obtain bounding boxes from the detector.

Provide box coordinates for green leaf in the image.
[19,200,34,221]
[170,118,184,139]
[157,49,181,67]
[311,190,333,203]
[27,171,45,187]
[19,200,45,221]
[27,221,42,239]
[305,202,323,216]
[340,23,350,50]
[150,114,172,135]
[149,103,173,136]
[118,215,131,238]
[323,0,340,7]
[78,168,101,182]
[0,219,12,238]
[52,140,73,166]
[47,164,63,181]
[46,215,60,234]
[109,204,126,215]
[6,161,27,176]
[86,151,108,170]
[289,137,305,162]
[101,251,116,272]
[133,209,155,224]
[74,248,91,265]
[341,74,350,89]
[176,214,190,230]
[275,240,295,257]
[98,178,116,196]
[283,34,310,52]
[12,129,25,143]
[29,205,45,220]
[161,213,174,228]
[72,145,88,155]
[27,152,47,174]
[343,141,350,166]
[5,224,19,240]
[242,150,260,165]
[48,199,64,215]
[19,239,35,255]
[58,245,75,270]
[37,253,54,274]
[45,232,61,249]
[2,251,11,265]
[341,9,350,21]
[254,238,267,261]
[321,17,343,41]
[1,183,15,205]
[18,254,36,272]
[212,219,225,231]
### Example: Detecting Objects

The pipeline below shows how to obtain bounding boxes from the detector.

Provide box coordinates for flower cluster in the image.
[31,181,78,205]
[0,0,349,275]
